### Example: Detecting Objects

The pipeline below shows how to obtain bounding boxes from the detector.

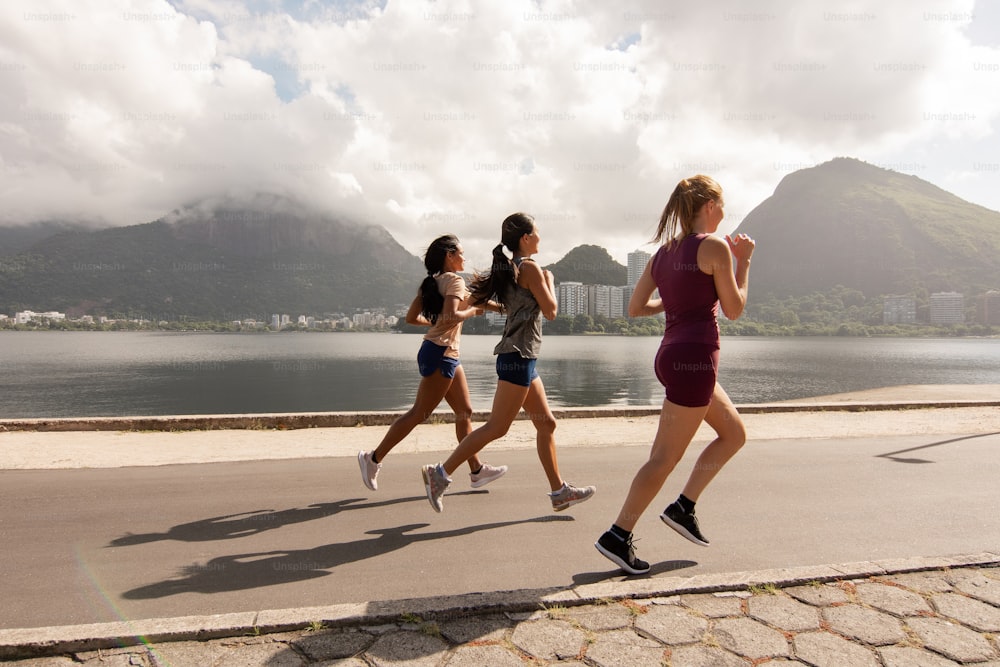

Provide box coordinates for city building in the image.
[929,291,964,325]
[622,285,634,316]
[627,250,651,287]
[626,249,660,314]
[556,281,588,317]
[14,310,66,325]
[980,291,1000,326]
[589,285,609,319]
[608,286,624,319]
[883,295,917,325]
[587,284,625,319]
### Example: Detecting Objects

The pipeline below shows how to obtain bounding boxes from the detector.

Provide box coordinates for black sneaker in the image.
[595,530,650,575]
[660,502,710,546]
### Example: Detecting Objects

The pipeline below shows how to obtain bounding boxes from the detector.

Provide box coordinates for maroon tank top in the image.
[649,234,720,348]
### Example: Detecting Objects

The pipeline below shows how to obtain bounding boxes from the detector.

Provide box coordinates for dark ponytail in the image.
[469,212,534,311]
[419,234,460,324]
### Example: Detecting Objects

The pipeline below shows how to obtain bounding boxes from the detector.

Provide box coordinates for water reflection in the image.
[1,332,997,418]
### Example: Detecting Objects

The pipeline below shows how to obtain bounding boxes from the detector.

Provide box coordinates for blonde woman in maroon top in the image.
[596,176,756,575]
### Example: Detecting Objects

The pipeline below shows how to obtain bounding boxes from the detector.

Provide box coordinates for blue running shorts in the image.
[417,339,460,379]
[496,351,538,387]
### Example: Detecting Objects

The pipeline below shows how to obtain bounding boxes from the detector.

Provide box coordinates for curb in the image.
[3,552,999,660]
[1,400,998,433]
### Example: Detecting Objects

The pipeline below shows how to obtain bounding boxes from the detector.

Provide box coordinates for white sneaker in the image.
[422,463,452,512]
[470,463,508,488]
[358,450,381,491]
[550,482,596,512]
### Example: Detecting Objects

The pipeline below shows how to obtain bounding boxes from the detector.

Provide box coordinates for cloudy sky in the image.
[2,0,998,267]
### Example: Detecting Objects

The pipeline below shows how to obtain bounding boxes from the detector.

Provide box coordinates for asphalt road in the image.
[2,430,999,630]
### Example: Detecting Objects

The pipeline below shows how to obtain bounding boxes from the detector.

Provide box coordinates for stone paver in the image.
[210,639,303,666]
[562,602,634,631]
[877,645,960,667]
[855,581,933,616]
[823,604,907,645]
[444,644,523,667]
[584,628,666,667]
[907,616,998,664]
[4,562,1000,666]
[680,593,744,618]
[711,616,789,660]
[881,571,955,594]
[291,628,375,661]
[438,614,512,644]
[931,592,1000,632]
[148,640,231,665]
[668,644,750,667]
[510,618,586,661]
[365,630,450,667]
[792,631,880,667]
[634,604,708,645]
[785,582,851,606]
[952,572,1000,606]
[747,592,822,631]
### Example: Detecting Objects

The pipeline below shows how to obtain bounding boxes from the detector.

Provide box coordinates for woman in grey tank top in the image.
[421,213,596,514]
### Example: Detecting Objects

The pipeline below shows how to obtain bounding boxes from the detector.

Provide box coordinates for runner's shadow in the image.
[108,493,486,546]
[875,431,1000,464]
[122,514,572,599]
[572,559,697,584]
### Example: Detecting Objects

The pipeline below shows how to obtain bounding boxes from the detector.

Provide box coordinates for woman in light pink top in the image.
[357,235,507,491]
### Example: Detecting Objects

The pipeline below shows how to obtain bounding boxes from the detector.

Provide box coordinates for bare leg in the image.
[680,384,746,501]
[441,380,528,476]
[442,366,484,472]
[612,398,709,532]
[520,376,562,491]
[373,372,452,463]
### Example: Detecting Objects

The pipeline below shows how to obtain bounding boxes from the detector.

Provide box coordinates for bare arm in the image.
[440,294,484,323]
[518,260,558,320]
[405,293,430,326]
[405,292,482,327]
[628,260,663,317]
[699,234,754,320]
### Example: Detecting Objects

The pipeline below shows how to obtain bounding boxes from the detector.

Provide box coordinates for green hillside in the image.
[544,244,627,285]
[0,200,423,320]
[4,159,998,326]
[739,158,1000,300]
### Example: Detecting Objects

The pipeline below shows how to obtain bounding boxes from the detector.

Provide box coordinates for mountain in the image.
[739,158,1000,299]
[543,244,627,286]
[0,195,424,320]
[0,221,94,257]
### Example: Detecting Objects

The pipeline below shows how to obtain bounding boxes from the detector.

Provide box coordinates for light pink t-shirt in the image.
[424,272,469,359]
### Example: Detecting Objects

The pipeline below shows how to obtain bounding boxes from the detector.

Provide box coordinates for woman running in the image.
[421,213,595,513]
[358,234,507,491]
[595,176,755,574]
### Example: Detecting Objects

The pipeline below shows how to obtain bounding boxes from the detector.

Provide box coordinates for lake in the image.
[1,332,998,419]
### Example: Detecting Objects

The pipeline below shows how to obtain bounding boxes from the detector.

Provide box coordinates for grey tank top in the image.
[493,259,543,359]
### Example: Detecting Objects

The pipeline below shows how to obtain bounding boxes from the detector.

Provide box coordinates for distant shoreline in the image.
[1,327,996,339]
[0,326,1000,340]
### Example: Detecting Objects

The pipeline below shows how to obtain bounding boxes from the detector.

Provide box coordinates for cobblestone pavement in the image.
[6,557,1000,666]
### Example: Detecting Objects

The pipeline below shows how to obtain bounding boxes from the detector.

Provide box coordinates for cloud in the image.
[0,0,997,267]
